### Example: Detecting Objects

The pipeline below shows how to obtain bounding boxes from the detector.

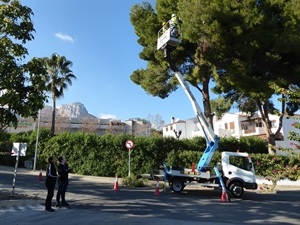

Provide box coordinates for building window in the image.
[229,122,235,133]
[256,122,263,127]
[242,124,248,130]
[225,123,228,129]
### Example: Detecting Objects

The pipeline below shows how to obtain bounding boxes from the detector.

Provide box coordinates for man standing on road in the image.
[45,156,58,212]
[56,156,70,207]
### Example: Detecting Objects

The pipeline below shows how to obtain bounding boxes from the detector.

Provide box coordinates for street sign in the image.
[125,140,134,150]
[11,142,27,196]
[11,143,27,156]
[125,140,134,177]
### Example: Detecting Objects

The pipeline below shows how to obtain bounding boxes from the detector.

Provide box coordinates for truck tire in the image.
[229,182,244,198]
[171,179,184,193]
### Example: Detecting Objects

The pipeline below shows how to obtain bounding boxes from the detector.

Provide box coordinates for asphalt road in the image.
[0,166,299,225]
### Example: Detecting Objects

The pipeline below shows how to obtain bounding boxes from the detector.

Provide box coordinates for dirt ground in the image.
[0,190,41,201]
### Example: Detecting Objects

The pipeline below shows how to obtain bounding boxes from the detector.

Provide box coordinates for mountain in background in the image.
[42,102,96,118]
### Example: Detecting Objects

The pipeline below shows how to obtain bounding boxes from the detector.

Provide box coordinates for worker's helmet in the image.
[171,14,176,18]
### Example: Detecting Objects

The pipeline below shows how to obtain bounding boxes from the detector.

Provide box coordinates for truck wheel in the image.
[171,179,184,193]
[229,182,244,198]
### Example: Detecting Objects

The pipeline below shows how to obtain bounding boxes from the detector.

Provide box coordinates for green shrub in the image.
[1,130,298,185]
[121,174,148,187]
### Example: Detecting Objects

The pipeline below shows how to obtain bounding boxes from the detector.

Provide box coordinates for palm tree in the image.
[44,53,76,135]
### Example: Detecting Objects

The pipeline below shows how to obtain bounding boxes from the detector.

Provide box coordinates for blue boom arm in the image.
[173,71,219,171]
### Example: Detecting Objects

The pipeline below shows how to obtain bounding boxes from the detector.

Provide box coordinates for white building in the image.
[7,117,152,137]
[163,112,300,151]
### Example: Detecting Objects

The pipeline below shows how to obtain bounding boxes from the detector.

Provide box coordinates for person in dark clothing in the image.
[45,156,58,212]
[56,156,70,207]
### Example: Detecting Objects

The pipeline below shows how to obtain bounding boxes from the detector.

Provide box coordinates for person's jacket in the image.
[46,162,57,182]
[57,163,69,181]
[170,16,182,27]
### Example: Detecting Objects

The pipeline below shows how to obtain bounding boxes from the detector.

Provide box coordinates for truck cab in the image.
[221,152,258,197]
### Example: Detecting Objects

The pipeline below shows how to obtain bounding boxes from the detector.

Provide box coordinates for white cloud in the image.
[55,32,74,43]
[99,114,118,120]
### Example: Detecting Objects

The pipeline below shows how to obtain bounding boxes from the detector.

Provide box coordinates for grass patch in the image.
[121,174,150,188]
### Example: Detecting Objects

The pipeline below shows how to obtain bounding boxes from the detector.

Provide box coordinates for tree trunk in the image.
[51,97,56,135]
[202,73,214,129]
[256,99,285,155]
[266,133,276,155]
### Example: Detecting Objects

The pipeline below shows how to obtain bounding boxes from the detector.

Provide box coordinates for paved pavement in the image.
[1,165,299,208]
[0,166,118,208]
[1,166,299,225]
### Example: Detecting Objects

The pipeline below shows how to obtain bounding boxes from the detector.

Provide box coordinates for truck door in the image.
[222,153,256,184]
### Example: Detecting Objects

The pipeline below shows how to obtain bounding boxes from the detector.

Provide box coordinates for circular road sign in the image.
[125,140,134,149]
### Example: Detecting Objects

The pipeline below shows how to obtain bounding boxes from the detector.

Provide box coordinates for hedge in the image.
[0,130,299,183]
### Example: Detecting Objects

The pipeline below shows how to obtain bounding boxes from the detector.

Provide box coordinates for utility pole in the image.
[33,110,41,171]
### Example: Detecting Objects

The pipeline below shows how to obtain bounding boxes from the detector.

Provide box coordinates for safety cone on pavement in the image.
[113,176,119,191]
[221,191,229,202]
[191,162,195,173]
[154,181,160,196]
[38,169,43,181]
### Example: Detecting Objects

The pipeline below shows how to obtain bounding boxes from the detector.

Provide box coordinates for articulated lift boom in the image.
[157,26,219,172]
[153,24,257,198]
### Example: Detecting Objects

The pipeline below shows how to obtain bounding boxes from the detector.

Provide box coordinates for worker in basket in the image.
[169,13,182,38]
[162,21,168,33]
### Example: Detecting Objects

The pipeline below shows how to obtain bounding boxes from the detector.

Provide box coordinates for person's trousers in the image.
[56,179,69,204]
[45,180,56,209]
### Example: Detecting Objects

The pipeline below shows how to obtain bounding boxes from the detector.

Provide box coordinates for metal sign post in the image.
[11,143,27,196]
[125,140,134,177]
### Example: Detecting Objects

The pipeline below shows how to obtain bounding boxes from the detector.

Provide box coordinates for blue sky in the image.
[21,0,211,125]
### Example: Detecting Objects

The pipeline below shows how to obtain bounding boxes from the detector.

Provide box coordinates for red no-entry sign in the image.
[125,140,134,150]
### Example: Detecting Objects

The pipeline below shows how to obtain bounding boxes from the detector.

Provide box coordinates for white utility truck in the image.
[156,21,258,198]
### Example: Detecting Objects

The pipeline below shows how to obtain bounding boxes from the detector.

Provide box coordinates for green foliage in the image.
[0,140,13,165]
[239,136,268,154]
[218,137,240,152]
[210,98,232,118]
[252,153,300,190]
[288,119,300,147]
[121,174,148,188]
[0,0,48,130]
[43,53,76,134]
[218,136,268,154]
[130,0,300,152]
[1,131,299,184]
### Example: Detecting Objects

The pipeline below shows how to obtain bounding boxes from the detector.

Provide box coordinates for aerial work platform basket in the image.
[157,20,182,50]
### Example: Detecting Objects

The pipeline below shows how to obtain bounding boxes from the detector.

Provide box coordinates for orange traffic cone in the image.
[191,162,195,173]
[221,191,229,202]
[113,176,119,191]
[38,169,43,181]
[154,181,160,196]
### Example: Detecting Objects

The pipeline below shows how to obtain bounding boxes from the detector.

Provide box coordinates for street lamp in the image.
[174,129,182,140]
